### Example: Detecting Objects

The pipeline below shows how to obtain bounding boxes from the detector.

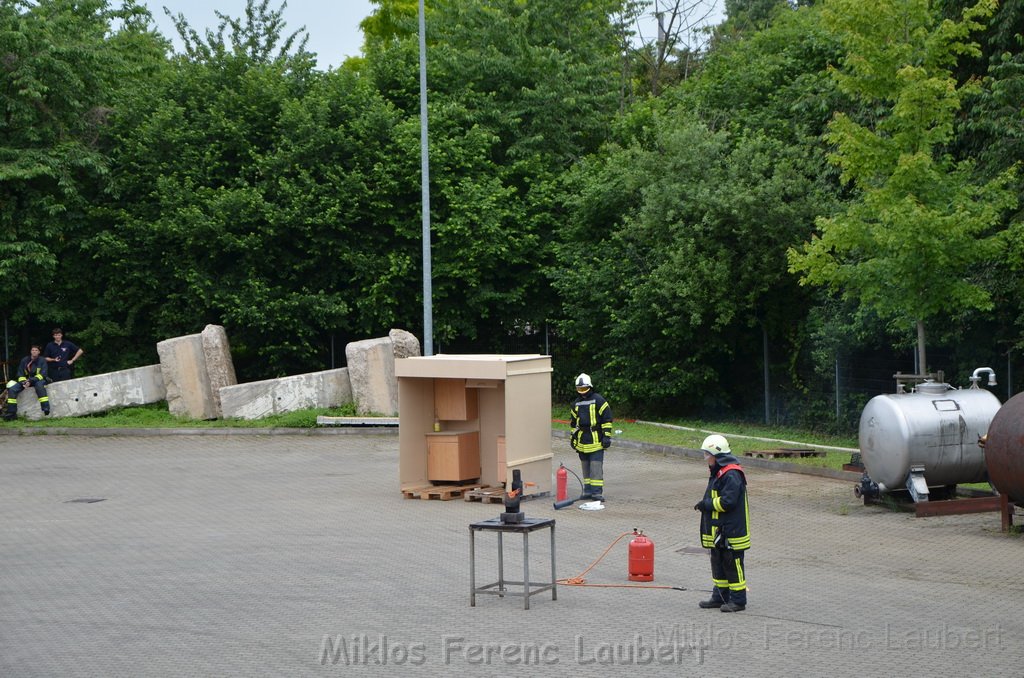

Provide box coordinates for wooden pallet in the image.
[744,448,824,459]
[401,482,486,501]
[464,486,507,504]
[401,485,433,499]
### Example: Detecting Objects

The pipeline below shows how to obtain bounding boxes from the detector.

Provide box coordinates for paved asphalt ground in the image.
[1,430,1022,677]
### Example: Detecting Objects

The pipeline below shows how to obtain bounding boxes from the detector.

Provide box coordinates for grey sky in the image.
[141,0,375,69]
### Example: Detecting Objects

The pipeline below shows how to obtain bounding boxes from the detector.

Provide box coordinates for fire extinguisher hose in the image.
[553,464,586,510]
[557,532,687,591]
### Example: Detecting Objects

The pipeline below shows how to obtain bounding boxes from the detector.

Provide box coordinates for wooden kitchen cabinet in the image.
[426,431,480,482]
[434,378,478,421]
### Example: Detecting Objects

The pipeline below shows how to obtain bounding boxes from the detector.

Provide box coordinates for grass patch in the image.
[14,401,859,471]
[10,402,360,429]
[553,407,860,472]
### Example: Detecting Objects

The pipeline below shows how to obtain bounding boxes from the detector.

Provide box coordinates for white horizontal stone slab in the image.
[16,365,166,420]
[220,368,352,420]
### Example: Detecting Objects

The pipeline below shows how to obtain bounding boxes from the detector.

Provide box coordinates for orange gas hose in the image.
[557,532,686,591]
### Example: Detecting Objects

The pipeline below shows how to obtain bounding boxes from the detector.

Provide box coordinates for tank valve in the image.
[969,367,997,389]
[854,473,880,500]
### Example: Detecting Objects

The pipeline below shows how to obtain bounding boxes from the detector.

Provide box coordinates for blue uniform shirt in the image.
[44,339,80,368]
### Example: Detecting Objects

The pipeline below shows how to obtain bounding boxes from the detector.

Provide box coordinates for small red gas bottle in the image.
[556,463,568,502]
[628,528,654,582]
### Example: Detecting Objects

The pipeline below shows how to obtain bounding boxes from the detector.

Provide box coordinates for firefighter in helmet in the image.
[694,434,750,612]
[569,373,613,501]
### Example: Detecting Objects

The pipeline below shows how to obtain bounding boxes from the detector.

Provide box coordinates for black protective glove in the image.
[693,501,704,512]
[601,437,611,449]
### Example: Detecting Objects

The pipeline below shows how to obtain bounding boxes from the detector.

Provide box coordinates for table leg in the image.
[469,527,476,607]
[523,531,531,610]
[550,523,557,601]
[497,532,505,596]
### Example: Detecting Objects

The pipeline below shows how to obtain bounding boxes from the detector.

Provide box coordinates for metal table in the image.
[469,517,556,610]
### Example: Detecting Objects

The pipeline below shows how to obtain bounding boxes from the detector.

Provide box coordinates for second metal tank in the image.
[981,391,1024,506]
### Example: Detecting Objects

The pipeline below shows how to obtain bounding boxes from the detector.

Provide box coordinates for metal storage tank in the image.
[858,376,1000,500]
[981,392,1024,506]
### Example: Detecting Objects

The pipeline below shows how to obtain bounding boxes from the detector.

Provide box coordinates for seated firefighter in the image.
[5,345,50,420]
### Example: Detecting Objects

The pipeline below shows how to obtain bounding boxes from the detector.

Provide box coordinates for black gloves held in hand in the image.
[601,437,611,449]
[693,501,704,512]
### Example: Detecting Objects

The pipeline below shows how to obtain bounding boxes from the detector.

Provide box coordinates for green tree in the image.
[556,116,833,413]
[550,2,843,415]
[0,0,162,344]
[787,0,1017,374]
[83,1,358,376]
[361,0,624,350]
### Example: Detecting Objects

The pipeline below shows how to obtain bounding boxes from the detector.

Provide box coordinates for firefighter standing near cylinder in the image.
[570,373,613,502]
[694,434,750,612]
[4,346,50,420]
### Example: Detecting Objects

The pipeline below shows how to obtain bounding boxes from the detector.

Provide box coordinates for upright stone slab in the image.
[389,328,421,360]
[15,365,166,420]
[346,336,400,416]
[202,324,237,417]
[157,324,237,419]
[220,368,352,420]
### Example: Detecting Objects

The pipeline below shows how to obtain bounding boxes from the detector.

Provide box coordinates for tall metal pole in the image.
[418,0,434,356]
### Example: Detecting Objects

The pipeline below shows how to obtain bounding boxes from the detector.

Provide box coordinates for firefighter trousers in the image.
[577,449,604,497]
[6,380,50,417]
[708,547,746,605]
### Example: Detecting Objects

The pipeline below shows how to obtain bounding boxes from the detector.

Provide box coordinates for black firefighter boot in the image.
[721,589,747,613]
[699,587,730,609]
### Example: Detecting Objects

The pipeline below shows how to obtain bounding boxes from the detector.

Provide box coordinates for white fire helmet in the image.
[575,373,593,392]
[701,434,731,457]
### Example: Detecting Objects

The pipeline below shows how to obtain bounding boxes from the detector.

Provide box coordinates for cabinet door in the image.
[434,379,478,420]
[427,433,480,481]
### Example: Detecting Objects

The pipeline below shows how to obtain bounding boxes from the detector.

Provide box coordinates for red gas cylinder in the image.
[628,529,654,582]
[556,464,568,502]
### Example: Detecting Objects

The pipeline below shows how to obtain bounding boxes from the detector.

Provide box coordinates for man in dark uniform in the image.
[44,327,83,381]
[569,373,613,502]
[694,434,750,612]
[5,345,50,420]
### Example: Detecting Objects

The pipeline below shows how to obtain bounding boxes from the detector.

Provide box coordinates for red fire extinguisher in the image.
[628,528,654,582]
[556,464,568,502]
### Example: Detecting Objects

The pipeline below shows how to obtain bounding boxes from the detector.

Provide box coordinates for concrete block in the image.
[157,324,237,419]
[220,368,352,420]
[346,336,399,416]
[15,365,166,420]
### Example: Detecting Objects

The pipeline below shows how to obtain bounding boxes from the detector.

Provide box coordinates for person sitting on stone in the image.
[5,345,50,420]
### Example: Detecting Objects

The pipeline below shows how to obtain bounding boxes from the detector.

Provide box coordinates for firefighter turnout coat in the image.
[570,390,613,454]
[16,354,48,385]
[697,453,751,551]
